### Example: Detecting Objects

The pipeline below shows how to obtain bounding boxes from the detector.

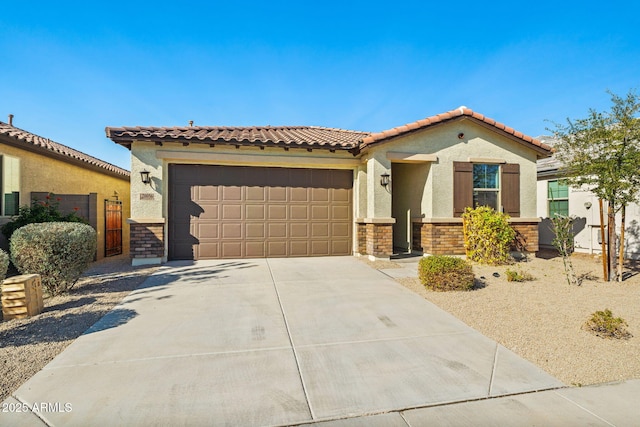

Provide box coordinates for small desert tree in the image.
[551,90,640,281]
[549,214,579,286]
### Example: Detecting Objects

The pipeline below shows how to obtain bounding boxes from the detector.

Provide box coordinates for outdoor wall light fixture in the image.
[584,201,592,210]
[140,170,151,185]
[380,173,390,188]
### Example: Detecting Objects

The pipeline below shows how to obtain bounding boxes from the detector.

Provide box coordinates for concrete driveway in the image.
[3,257,565,426]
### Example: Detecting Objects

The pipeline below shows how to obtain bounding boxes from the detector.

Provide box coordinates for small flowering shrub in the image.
[1,193,86,240]
[462,206,515,265]
[584,309,632,340]
[10,222,96,295]
[418,255,475,291]
[0,249,9,283]
[505,268,534,282]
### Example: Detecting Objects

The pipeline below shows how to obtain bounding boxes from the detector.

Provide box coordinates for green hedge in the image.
[0,249,9,283]
[10,222,96,295]
[418,255,475,291]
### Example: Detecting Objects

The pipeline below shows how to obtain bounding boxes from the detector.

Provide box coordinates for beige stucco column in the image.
[355,154,395,260]
[129,142,166,265]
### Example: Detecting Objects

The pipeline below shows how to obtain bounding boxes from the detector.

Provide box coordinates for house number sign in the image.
[139,193,155,201]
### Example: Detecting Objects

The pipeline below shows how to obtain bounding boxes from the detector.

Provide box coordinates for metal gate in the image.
[105,200,123,256]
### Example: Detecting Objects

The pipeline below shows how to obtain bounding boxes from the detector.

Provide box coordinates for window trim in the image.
[547,179,569,217]
[472,163,501,211]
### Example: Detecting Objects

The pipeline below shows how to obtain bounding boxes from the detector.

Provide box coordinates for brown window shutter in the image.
[501,163,520,217]
[453,162,473,217]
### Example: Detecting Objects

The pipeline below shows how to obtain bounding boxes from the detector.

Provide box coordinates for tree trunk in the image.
[619,205,626,282]
[607,200,616,282]
[599,199,608,280]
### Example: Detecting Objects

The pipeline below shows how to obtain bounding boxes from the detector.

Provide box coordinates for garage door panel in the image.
[198,186,220,201]
[221,242,242,258]
[311,205,329,220]
[268,205,287,220]
[332,223,350,238]
[331,240,350,254]
[311,240,330,256]
[246,186,266,202]
[267,186,287,201]
[222,204,242,220]
[311,170,331,187]
[222,223,242,239]
[290,241,309,256]
[268,223,287,238]
[332,187,351,202]
[290,205,309,220]
[198,205,219,220]
[222,186,242,201]
[198,223,219,239]
[246,204,265,220]
[198,243,219,258]
[312,223,330,238]
[246,223,265,239]
[267,241,287,257]
[311,188,329,202]
[169,165,352,260]
[332,205,350,220]
[245,241,265,257]
[290,223,309,238]
[290,187,309,202]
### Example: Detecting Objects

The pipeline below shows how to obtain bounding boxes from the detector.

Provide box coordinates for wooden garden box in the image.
[1,274,43,320]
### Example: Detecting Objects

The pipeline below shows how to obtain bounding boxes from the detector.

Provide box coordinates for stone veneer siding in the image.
[412,221,540,255]
[356,222,393,257]
[130,223,164,260]
[356,223,367,255]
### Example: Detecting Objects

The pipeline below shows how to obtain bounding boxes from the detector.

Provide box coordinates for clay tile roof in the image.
[360,107,552,156]
[0,121,130,179]
[106,107,552,158]
[106,125,369,150]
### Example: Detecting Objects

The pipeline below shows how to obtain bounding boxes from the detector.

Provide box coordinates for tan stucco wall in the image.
[0,143,131,259]
[364,119,540,220]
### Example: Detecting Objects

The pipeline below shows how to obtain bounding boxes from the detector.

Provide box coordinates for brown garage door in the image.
[168,164,353,260]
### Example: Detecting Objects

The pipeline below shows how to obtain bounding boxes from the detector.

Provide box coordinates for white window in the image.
[1,155,20,216]
[473,164,500,210]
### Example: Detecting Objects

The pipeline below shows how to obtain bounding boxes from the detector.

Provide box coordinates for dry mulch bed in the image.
[392,251,640,386]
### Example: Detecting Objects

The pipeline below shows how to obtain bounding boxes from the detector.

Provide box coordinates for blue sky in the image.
[2,1,639,170]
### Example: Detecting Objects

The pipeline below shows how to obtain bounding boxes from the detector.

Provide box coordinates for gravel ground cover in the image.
[391,251,640,386]
[0,255,158,402]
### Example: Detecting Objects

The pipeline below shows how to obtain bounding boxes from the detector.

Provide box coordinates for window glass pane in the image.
[549,200,569,217]
[2,156,20,216]
[548,180,568,199]
[473,164,499,189]
[473,190,499,210]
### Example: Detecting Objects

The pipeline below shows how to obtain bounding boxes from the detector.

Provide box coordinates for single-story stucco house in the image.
[537,139,640,259]
[106,107,552,265]
[0,116,131,259]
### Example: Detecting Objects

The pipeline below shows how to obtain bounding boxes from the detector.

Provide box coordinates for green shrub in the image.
[505,268,534,282]
[462,206,516,265]
[584,309,632,340]
[418,255,475,291]
[10,222,96,296]
[1,193,86,240]
[0,249,9,283]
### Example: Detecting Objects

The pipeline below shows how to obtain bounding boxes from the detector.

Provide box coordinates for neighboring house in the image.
[0,117,131,259]
[106,107,551,265]
[537,138,640,259]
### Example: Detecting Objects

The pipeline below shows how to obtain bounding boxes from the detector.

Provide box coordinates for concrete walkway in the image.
[2,257,638,426]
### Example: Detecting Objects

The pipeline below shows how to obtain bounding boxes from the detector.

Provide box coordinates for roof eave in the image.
[0,134,130,181]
